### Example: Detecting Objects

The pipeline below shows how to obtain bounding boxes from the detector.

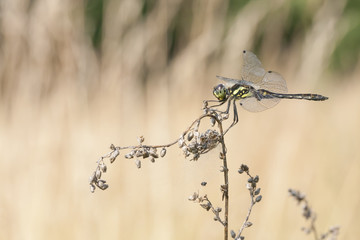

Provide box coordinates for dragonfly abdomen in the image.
[259,90,328,101]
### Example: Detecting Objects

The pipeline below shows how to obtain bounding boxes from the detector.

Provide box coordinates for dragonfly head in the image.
[213,84,228,101]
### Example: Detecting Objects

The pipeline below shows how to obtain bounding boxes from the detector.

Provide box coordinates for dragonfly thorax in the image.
[229,84,252,99]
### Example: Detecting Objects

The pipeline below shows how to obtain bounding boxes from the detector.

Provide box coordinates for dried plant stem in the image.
[237,194,255,238]
[213,116,229,240]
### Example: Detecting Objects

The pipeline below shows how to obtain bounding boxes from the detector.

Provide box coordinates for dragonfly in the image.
[205,50,328,133]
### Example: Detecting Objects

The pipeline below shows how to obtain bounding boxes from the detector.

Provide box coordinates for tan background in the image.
[1,0,359,239]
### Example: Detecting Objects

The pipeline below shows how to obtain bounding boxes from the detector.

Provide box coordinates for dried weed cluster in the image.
[89,98,338,240]
[289,189,340,240]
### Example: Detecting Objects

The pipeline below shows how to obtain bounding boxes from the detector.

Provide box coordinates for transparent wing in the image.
[216,75,241,86]
[239,96,281,112]
[259,71,288,93]
[241,50,288,93]
[215,75,254,89]
[241,50,266,87]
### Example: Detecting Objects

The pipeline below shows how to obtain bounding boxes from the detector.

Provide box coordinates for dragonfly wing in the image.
[241,50,266,87]
[216,75,242,88]
[260,71,288,93]
[239,97,281,112]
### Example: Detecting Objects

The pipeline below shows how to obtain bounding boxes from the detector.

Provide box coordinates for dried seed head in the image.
[137,136,145,144]
[188,192,199,201]
[178,138,185,148]
[125,153,134,159]
[109,149,120,163]
[230,230,236,238]
[254,188,261,195]
[246,183,253,190]
[255,195,262,203]
[100,163,107,173]
[187,131,194,141]
[135,150,143,158]
[89,172,97,184]
[90,183,96,193]
[97,179,106,188]
[142,151,150,159]
[215,207,222,213]
[160,148,166,157]
[245,221,253,228]
[110,144,115,150]
[96,180,108,190]
[135,159,141,169]
[288,189,305,202]
[95,168,102,179]
[210,117,216,126]
[150,152,159,158]
[238,169,244,174]
[201,181,207,186]
[149,148,157,154]
[253,175,259,183]
[200,203,211,211]
[150,157,155,163]
[220,184,227,193]
[240,164,249,172]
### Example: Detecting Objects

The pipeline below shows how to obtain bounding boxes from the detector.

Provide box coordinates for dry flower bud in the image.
[245,221,253,228]
[142,151,149,159]
[135,159,141,169]
[230,230,236,238]
[201,182,207,186]
[95,168,102,179]
[187,132,194,141]
[240,164,249,172]
[100,163,107,173]
[160,148,166,157]
[188,192,199,201]
[110,144,115,150]
[254,188,261,195]
[90,184,96,193]
[200,203,211,211]
[178,138,185,148]
[150,157,155,163]
[109,149,120,163]
[99,184,109,190]
[255,195,262,203]
[210,117,216,126]
[246,183,253,190]
[97,179,106,188]
[89,172,97,184]
[150,153,159,158]
[125,153,134,159]
[137,136,144,144]
[135,150,143,158]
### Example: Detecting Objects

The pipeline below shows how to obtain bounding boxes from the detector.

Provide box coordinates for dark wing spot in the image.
[243,50,246,54]
[268,70,272,73]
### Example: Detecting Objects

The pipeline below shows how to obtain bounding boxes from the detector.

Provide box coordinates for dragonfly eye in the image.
[213,84,227,101]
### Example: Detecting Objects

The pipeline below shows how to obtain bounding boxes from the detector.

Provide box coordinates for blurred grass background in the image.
[0,0,359,239]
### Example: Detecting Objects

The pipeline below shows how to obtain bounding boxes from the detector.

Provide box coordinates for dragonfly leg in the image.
[224,99,238,134]
[203,99,227,109]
